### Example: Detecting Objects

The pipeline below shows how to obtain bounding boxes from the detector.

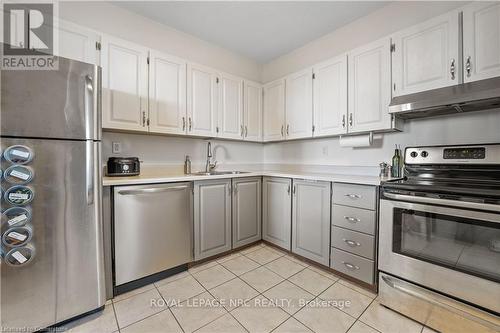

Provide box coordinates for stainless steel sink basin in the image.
[190,171,250,176]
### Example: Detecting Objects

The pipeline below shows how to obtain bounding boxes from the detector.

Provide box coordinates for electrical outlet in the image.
[322,146,328,156]
[112,142,122,154]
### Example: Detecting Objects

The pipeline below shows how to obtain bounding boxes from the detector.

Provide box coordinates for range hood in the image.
[389,77,500,119]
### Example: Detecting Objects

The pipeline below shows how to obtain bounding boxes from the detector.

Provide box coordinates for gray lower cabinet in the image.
[194,179,232,260]
[262,177,292,250]
[291,179,331,266]
[232,177,262,248]
[331,182,377,285]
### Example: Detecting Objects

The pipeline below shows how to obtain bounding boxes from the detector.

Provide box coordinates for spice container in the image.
[4,244,35,266]
[4,185,34,206]
[4,165,34,185]
[1,207,31,229]
[4,145,34,164]
[2,225,33,248]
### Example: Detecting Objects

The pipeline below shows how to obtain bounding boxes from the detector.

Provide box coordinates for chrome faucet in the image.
[205,142,217,172]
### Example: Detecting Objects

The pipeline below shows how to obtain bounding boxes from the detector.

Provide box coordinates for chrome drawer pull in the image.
[342,261,360,270]
[343,239,360,247]
[344,216,360,223]
[344,193,361,199]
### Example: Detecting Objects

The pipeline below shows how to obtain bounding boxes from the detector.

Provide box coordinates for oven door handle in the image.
[383,192,500,213]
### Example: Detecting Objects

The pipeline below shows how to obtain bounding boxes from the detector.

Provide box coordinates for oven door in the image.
[379,195,500,314]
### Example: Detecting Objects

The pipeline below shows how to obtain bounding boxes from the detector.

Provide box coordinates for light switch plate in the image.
[112,142,122,154]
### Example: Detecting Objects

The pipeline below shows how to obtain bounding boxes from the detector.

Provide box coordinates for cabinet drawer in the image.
[331,226,375,260]
[331,248,374,285]
[332,183,376,210]
[332,204,376,235]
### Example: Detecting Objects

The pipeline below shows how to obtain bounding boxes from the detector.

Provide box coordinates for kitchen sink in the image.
[190,171,250,176]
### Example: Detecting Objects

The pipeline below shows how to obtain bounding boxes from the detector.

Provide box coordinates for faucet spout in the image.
[205,141,217,172]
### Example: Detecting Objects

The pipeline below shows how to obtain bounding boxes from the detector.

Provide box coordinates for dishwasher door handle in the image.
[118,185,190,195]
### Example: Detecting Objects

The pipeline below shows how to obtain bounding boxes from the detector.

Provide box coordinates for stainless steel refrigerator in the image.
[1,57,105,330]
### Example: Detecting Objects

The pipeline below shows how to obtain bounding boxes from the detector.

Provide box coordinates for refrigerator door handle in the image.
[86,140,94,205]
[84,75,94,140]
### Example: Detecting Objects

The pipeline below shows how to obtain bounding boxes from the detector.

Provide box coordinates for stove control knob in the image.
[410,151,418,158]
[421,151,429,158]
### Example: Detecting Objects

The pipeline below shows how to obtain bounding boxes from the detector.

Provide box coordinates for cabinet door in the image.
[348,38,392,133]
[194,179,232,260]
[292,180,330,266]
[262,177,292,250]
[263,79,286,142]
[149,51,187,135]
[187,64,218,137]
[392,11,460,96]
[313,55,348,137]
[101,35,149,131]
[218,72,244,139]
[55,19,100,65]
[232,177,262,248]
[285,69,313,139]
[463,2,500,82]
[244,80,263,142]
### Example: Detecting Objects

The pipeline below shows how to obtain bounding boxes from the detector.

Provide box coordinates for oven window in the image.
[393,209,500,283]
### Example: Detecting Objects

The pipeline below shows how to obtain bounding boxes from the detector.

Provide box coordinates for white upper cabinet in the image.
[348,38,392,133]
[312,55,348,137]
[285,68,313,139]
[243,80,263,142]
[463,2,500,82]
[101,34,149,131]
[218,72,244,139]
[149,51,187,135]
[391,11,460,96]
[187,63,218,137]
[263,79,286,142]
[55,19,100,65]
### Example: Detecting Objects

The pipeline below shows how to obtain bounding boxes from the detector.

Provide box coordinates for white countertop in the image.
[103,168,389,186]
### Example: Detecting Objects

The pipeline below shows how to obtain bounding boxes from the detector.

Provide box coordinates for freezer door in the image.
[1,57,101,141]
[0,138,105,330]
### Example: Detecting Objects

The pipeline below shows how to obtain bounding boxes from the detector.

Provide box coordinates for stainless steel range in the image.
[379,144,500,333]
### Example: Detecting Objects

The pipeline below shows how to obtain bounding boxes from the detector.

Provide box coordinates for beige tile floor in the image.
[65,243,437,333]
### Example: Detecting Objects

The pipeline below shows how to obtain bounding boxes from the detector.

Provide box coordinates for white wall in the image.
[262,1,466,82]
[59,1,261,81]
[264,110,500,167]
[103,132,263,167]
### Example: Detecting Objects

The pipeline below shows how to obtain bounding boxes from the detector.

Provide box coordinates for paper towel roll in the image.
[339,133,373,147]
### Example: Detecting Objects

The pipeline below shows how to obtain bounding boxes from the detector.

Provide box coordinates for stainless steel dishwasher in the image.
[113,182,193,288]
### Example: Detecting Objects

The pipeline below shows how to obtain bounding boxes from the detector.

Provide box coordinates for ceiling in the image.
[114,1,389,64]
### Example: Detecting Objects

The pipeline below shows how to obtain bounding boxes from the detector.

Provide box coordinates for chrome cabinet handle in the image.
[349,113,353,126]
[293,185,296,195]
[118,186,190,195]
[344,193,361,199]
[281,125,284,137]
[344,216,361,223]
[450,58,456,80]
[286,124,290,136]
[287,185,291,195]
[466,56,471,78]
[342,261,360,270]
[182,117,186,131]
[188,117,192,131]
[245,126,248,137]
[342,114,346,128]
[142,111,147,127]
[343,239,361,247]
